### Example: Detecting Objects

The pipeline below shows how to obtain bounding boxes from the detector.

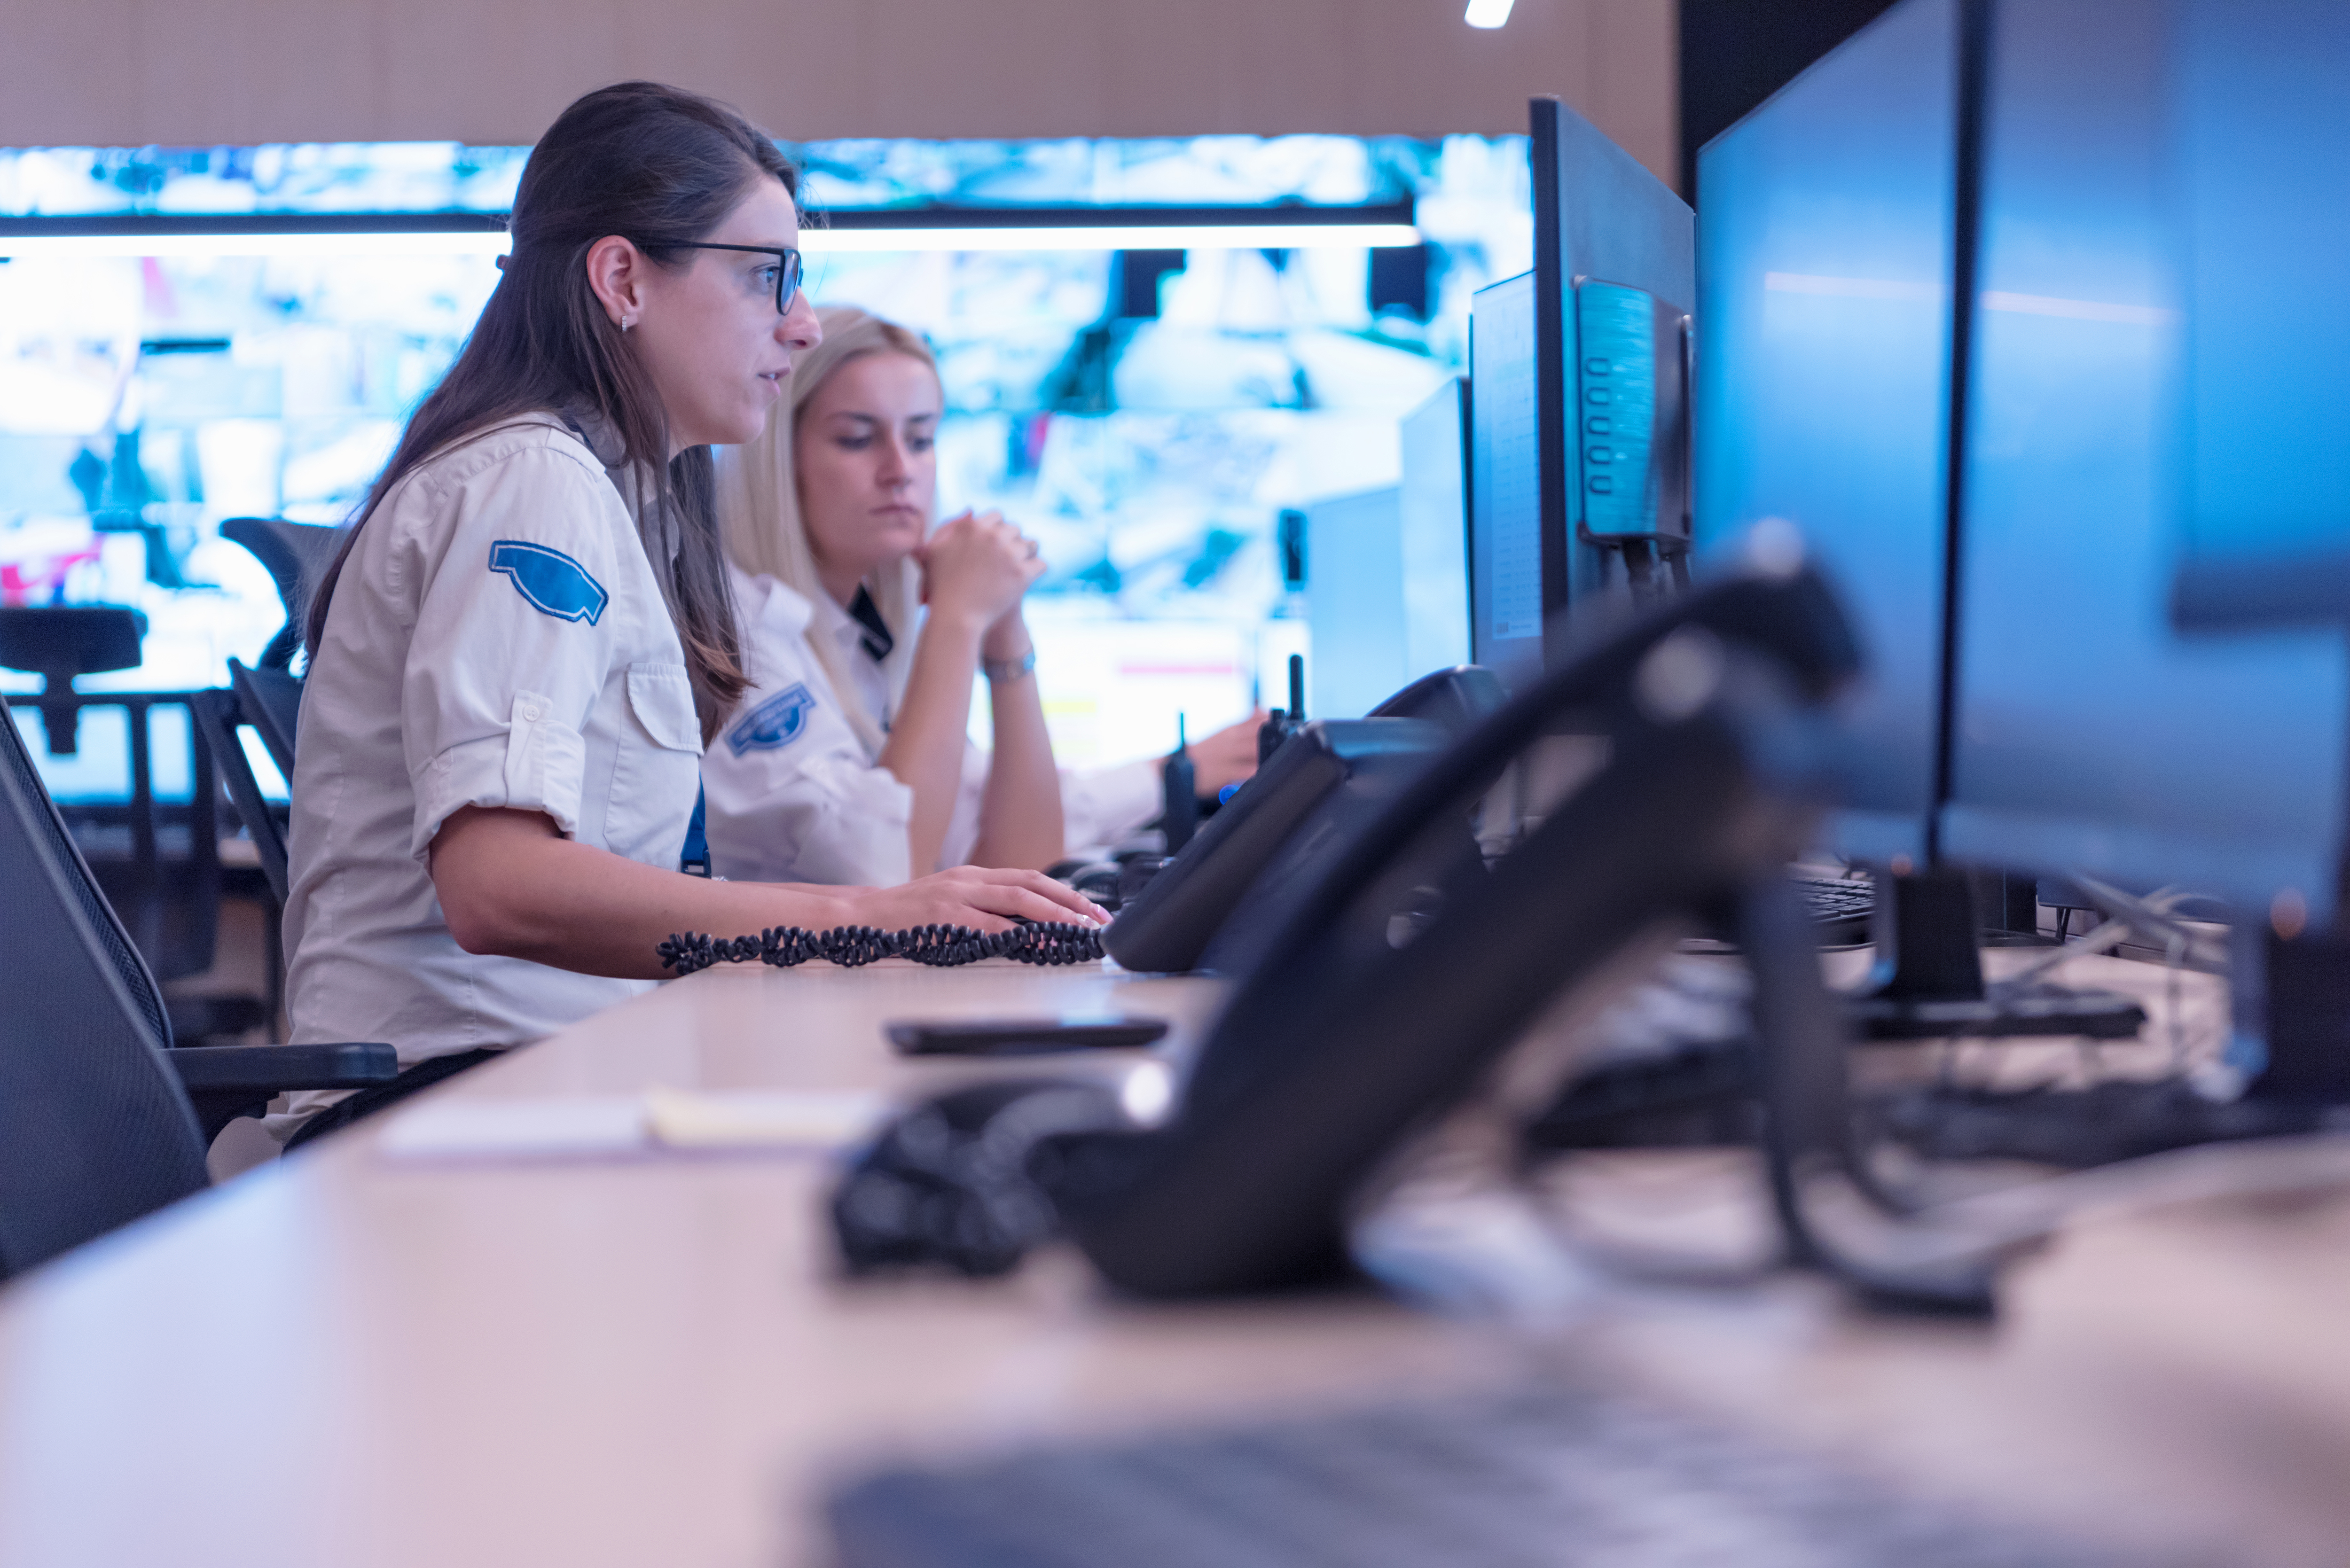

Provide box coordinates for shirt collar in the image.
[728,564,815,638]
[798,580,895,664]
[846,585,894,663]
[556,405,678,567]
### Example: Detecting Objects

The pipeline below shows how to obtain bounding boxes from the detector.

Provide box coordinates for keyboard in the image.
[828,1378,2140,1568]
[1794,871,1874,944]
[1681,872,1874,954]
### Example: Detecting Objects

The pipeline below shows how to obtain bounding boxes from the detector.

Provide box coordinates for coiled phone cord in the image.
[657,919,1106,976]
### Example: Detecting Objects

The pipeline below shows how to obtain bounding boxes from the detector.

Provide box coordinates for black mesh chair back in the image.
[0,690,209,1278]
[191,668,292,907]
[230,658,302,781]
[220,517,345,672]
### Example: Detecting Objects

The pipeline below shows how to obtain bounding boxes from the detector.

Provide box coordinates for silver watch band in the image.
[983,646,1037,684]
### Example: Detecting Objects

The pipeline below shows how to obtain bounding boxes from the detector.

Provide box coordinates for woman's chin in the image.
[707,410,769,448]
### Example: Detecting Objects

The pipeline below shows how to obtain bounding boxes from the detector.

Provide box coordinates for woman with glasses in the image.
[281,85,1103,1147]
[701,304,1262,889]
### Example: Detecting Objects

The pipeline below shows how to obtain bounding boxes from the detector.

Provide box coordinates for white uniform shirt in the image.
[702,566,1162,886]
[284,413,702,1070]
[701,567,918,886]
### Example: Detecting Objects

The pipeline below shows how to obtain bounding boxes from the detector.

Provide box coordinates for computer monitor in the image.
[1468,98,1695,692]
[1693,0,1965,870]
[1303,486,1406,720]
[1397,377,1473,680]
[1938,0,2350,928]
[1469,271,1543,684]
[2161,0,2350,926]
[1302,385,1472,721]
[2171,17,2350,630]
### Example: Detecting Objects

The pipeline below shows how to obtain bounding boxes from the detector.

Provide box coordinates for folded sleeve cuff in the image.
[410,689,587,859]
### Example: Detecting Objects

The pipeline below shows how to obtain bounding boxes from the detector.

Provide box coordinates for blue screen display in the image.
[1940,0,2349,922]
[1694,0,1960,866]
[2177,0,2350,575]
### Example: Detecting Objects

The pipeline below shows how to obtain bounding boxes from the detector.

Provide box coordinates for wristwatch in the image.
[983,646,1037,684]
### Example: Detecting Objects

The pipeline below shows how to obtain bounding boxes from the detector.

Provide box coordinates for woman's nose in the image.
[776,292,822,352]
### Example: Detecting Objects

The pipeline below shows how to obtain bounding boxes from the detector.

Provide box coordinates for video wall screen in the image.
[0,134,1530,794]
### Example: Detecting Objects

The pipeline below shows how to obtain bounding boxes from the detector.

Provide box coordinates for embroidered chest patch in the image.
[725,682,818,756]
[488,540,609,625]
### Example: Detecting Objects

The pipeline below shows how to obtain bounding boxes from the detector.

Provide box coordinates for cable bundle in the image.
[657,920,1106,976]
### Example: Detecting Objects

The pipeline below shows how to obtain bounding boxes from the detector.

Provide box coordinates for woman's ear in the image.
[584,234,648,331]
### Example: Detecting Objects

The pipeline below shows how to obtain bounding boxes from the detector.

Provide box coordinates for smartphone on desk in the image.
[887,1017,1171,1057]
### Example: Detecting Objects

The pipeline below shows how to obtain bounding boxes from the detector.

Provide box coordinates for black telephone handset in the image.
[1364,663,1508,729]
[1107,717,1446,975]
[1054,558,1995,1306]
[1106,665,1508,977]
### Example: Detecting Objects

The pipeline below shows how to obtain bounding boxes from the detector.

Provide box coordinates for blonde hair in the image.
[716,304,933,757]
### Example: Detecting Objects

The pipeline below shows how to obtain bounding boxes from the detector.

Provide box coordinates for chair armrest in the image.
[171,1043,399,1095]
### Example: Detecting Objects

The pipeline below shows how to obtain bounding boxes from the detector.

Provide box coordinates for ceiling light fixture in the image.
[803,223,1419,253]
[1465,0,1516,28]
[0,203,1422,260]
[0,230,512,259]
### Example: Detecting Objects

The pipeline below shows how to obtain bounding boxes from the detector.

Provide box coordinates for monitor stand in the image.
[2240,924,2350,1102]
[1865,925,2350,1169]
[1972,867,2050,947]
[1843,868,2147,1040]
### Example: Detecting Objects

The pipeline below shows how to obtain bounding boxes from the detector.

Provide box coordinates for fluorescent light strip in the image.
[0,222,1420,260]
[806,223,1420,252]
[0,230,512,259]
[1465,0,1516,26]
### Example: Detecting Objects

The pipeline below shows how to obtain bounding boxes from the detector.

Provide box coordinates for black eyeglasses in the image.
[671,243,804,315]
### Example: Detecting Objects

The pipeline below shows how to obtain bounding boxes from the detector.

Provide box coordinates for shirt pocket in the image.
[606,660,703,866]
[625,661,703,755]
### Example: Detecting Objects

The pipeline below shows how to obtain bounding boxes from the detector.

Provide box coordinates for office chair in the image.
[197,517,325,906]
[190,660,303,905]
[219,517,343,672]
[202,521,326,1012]
[0,603,144,755]
[0,605,251,1033]
[0,686,396,1278]
[231,657,299,780]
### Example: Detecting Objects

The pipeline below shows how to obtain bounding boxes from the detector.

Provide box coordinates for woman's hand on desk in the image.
[843,865,1108,933]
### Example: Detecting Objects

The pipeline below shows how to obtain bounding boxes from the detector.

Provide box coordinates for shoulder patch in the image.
[726,682,818,756]
[488,540,608,625]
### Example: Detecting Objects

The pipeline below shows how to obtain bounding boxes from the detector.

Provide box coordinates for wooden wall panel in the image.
[1588,0,1678,190]
[0,0,1679,190]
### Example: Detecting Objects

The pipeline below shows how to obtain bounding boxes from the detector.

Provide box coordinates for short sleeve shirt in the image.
[283,414,702,1067]
[702,568,1169,884]
[700,567,918,887]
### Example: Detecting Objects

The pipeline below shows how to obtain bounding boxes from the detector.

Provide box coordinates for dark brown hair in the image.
[308,80,797,739]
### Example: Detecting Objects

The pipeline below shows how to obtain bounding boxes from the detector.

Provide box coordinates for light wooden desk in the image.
[2,953,2349,1567]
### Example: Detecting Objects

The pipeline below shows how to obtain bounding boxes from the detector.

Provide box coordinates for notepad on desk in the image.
[378,1088,893,1164]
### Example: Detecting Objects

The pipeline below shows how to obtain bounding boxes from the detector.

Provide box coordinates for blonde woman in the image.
[705,305,1258,886]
